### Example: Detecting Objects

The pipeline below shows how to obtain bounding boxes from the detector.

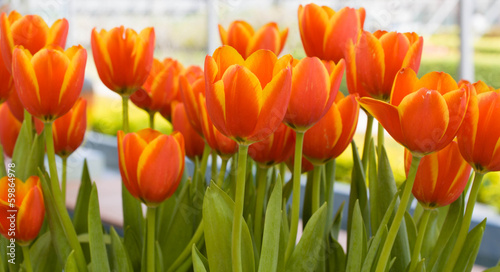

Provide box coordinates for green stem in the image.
[44,122,61,195]
[285,131,305,263]
[254,166,269,251]
[0,144,6,177]
[199,144,211,184]
[22,245,32,272]
[62,156,67,202]
[409,208,431,272]
[166,220,205,272]
[149,111,155,129]
[232,144,249,272]
[311,166,321,214]
[377,122,384,156]
[325,160,336,230]
[146,207,156,272]
[211,150,218,181]
[24,110,33,145]
[279,162,286,186]
[217,158,229,187]
[122,95,130,133]
[444,172,485,272]
[375,155,422,271]
[361,114,374,171]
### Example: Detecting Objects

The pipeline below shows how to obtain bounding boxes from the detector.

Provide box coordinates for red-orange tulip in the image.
[346,31,423,100]
[180,66,205,135]
[91,26,155,95]
[303,93,360,165]
[0,103,21,157]
[405,141,471,208]
[219,21,288,59]
[172,102,205,160]
[458,81,500,173]
[0,176,45,245]
[284,57,345,132]
[198,94,238,159]
[5,88,23,122]
[298,4,365,62]
[0,10,68,74]
[205,46,292,144]
[359,69,470,156]
[249,123,295,168]
[117,128,185,206]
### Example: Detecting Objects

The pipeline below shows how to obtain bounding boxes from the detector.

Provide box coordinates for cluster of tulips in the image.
[0,2,499,272]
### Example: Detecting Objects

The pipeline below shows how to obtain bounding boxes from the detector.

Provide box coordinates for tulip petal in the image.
[473,92,500,170]
[298,4,329,58]
[10,15,49,55]
[12,48,42,115]
[390,68,420,106]
[59,46,86,111]
[218,24,228,45]
[323,7,361,62]
[17,186,44,242]
[246,23,281,56]
[333,95,360,158]
[402,35,423,74]
[438,88,468,150]
[211,46,245,81]
[418,71,458,95]
[244,49,277,88]
[227,21,254,58]
[359,97,405,145]
[380,32,411,95]
[206,79,228,136]
[47,18,69,49]
[117,131,147,198]
[355,31,385,98]
[91,28,116,91]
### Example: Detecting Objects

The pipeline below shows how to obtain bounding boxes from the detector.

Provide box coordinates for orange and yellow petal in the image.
[298,4,329,58]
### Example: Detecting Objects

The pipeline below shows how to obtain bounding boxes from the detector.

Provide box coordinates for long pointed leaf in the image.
[346,201,367,272]
[348,141,369,250]
[88,183,110,272]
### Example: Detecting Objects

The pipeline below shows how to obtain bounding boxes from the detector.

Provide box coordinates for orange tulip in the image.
[284,57,345,132]
[405,141,471,208]
[117,128,185,206]
[0,176,45,245]
[204,46,292,144]
[0,103,21,157]
[359,68,470,156]
[219,21,288,59]
[249,123,295,168]
[346,31,423,100]
[172,102,205,160]
[131,58,184,115]
[0,45,12,103]
[198,94,238,159]
[458,81,500,173]
[11,45,86,122]
[303,93,360,165]
[298,4,365,62]
[180,66,205,135]
[5,88,23,122]
[0,10,68,74]
[91,26,155,95]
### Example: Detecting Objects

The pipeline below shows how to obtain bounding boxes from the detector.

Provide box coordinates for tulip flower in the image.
[303,93,360,165]
[359,68,469,156]
[117,128,185,206]
[11,45,87,122]
[180,66,205,136]
[0,48,12,103]
[0,10,68,74]
[298,4,365,62]
[346,31,423,100]
[0,103,21,157]
[405,141,471,208]
[172,102,205,160]
[219,21,288,58]
[5,89,23,122]
[0,176,45,245]
[249,123,295,168]
[284,57,345,132]
[205,46,292,144]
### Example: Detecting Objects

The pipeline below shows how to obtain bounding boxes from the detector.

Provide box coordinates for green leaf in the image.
[156,241,165,272]
[123,226,142,272]
[346,201,367,272]
[30,232,61,272]
[302,171,314,227]
[192,244,209,272]
[122,185,143,268]
[64,251,78,272]
[12,117,34,180]
[285,204,328,272]
[276,209,289,272]
[326,232,346,272]
[73,160,93,234]
[456,219,486,272]
[88,183,110,272]
[258,176,282,272]
[484,267,500,272]
[109,227,133,272]
[404,211,417,253]
[331,202,345,240]
[282,178,293,205]
[203,183,255,272]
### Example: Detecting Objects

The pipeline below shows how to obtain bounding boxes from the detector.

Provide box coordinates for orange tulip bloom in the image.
[303,93,360,165]
[205,46,292,144]
[359,69,470,156]
[0,10,68,74]
[298,4,365,62]
[117,128,185,206]
[0,47,12,103]
[249,123,295,168]
[219,21,288,59]
[0,103,21,157]
[346,31,423,100]
[458,81,500,173]
[405,141,471,208]
[0,176,45,245]
[284,57,345,132]
[172,102,205,160]
[198,94,238,160]
[5,88,23,122]
[91,26,155,95]
[180,66,205,136]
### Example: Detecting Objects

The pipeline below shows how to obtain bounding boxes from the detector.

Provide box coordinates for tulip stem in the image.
[44,122,61,195]
[444,172,484,272]
[149,111,155,129]
[377,122,384,156]
[325,160,336,231]
[198,144,211,185]
[217,158,228,187]
[166,220,204,272]
[311,166,321,214]
[376,154,421,271]
[62,156,67,202]
[0,144,6,177]
[146,207,156,272]
[211,150,218,181]
[279,162,286,186]
[254,166,269,251]
[22,245,32,272]
[232,144,249,272]
[409,208,431,272]
[24,110,33,145]
[285,131,305,263]
[122,95,130,133]
[361,114,374,171]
